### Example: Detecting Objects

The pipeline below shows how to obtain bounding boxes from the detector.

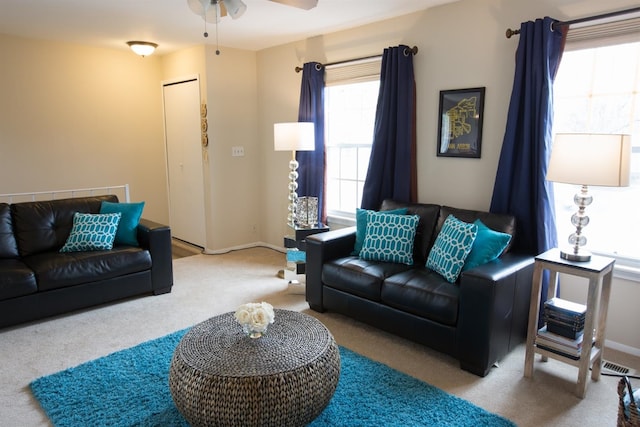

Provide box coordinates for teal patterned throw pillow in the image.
[426,215,478,283]
[352,207,409,255]
[60,212,122,252]
[359,211,419,265]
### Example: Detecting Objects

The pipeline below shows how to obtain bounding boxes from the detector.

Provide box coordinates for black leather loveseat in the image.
[306,199,534,377]
[0,195,173,329]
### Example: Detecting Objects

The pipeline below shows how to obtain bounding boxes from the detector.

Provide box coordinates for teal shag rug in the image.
[30,329,515,427]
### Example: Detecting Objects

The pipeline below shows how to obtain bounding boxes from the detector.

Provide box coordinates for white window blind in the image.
[565,13,640,50]
[324,57,382,86]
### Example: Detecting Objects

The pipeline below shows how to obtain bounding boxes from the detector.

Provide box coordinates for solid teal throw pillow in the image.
[426,215,478,283]
[353,207,408,255]
[100,201,145,246]
[462,219,512,271]
[359,211,419,265]
[60,212,122,252]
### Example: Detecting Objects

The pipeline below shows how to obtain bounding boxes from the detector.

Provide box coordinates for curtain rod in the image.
[294,45,418,73]
[505,6,640,38]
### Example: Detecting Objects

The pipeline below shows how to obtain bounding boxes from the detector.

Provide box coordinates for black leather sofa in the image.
[0,195,173,329]
[306,199,534,377]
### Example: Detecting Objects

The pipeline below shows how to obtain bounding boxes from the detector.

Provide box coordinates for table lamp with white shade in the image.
[546,133,631,262]
[274,122,315,228]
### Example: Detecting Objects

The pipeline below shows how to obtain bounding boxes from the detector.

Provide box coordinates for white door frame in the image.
[161,75,207,247]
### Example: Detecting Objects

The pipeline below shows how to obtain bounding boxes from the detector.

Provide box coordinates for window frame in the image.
[323,57,381,226]
[552,18,640,282]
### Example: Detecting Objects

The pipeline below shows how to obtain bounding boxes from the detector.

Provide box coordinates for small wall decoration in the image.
[437,87,485,158]
[200,103,208,147]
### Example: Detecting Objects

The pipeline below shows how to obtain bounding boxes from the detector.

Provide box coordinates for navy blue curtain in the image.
[361,45,417,210]
[296,62,326,223]
[490,17,566,325]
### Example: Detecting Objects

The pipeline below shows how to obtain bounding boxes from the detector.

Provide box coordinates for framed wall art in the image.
[437,87,485,158]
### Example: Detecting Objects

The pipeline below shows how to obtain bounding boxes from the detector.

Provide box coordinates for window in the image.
[324,58,381,220]
[553,35,640,270]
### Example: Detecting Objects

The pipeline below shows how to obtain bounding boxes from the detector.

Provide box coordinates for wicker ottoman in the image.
[168,309,340,427]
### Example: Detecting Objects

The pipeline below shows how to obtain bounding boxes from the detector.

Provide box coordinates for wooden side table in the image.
[523,248,615,398]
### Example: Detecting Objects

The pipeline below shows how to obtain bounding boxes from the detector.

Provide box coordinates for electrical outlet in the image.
[231,146,245,157]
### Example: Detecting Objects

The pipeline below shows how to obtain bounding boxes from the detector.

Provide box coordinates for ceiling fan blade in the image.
[269,0,318,11]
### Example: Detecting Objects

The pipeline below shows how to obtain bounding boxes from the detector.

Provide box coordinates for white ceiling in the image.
[0,0,459,55]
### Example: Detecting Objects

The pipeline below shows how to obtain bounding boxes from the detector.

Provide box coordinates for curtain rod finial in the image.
[403,46,418,56]
[505,28,520,38]
[295,66,303,73]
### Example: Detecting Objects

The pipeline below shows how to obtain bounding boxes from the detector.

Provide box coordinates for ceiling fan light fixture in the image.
[126,41,158,57]
[224,0,247,19]
[187,0,221,24]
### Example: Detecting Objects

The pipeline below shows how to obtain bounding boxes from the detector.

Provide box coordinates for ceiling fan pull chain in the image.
[215,7,221,55]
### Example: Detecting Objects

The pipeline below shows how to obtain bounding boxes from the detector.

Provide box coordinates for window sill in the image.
[592,250,640,283]
[612,263,640,283]
[326,214,355,229]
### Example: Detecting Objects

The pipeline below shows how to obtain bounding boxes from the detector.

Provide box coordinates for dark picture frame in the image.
[437,87,485,158]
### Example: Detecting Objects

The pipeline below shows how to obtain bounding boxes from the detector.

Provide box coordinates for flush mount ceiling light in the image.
[126,41,158,57]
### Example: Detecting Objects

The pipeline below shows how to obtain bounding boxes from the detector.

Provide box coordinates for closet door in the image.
[163,78,206,247]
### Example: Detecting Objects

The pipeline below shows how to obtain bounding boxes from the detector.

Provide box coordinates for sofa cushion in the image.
[322,256,412,301]
[360,212,419,265]
[436,206,516,254]
[11,195,118,257]
[426,215,477,283]
[24,247,152,292]
[100,201,145,246]
[462,219,512,271]
[60,212,122,252]
[353,207,408,255]
[379,200,440,265]
[381,269,459,326]
[0,259,37,300]
[0,203,19,259]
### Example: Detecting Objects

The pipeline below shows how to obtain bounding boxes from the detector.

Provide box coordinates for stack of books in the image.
[544,297,586,339]
[535,297,587,360]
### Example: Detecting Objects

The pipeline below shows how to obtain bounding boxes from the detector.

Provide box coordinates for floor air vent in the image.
[601,360,638,377]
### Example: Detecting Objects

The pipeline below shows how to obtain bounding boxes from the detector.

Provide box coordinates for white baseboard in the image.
[203,241,286,255]
[605,339,640,357]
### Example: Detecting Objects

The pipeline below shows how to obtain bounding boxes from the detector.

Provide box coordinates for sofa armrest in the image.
[137,218,173,295]
[305,227,356,312]
[456,253,534,376]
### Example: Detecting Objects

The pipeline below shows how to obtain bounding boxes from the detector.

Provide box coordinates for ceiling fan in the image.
[187,0,318,23]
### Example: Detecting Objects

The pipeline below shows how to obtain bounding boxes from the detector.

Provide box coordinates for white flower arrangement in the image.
[235,302,275,336]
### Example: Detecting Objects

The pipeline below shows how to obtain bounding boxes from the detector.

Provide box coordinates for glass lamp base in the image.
[559,248,591,262]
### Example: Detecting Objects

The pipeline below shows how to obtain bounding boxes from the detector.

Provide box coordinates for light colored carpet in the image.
[1,247,637,426]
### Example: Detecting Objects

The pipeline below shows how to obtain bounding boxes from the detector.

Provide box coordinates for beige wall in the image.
[0,34,168,223]
[204,46,261,251]
[159,45,261,251]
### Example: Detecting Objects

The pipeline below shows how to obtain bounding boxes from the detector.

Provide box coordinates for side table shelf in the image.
[523,248,615,398]
[283,224,329,275]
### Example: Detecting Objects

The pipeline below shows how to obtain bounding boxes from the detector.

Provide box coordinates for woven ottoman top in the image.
[169,309,340,427]
[176,309,333,377]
